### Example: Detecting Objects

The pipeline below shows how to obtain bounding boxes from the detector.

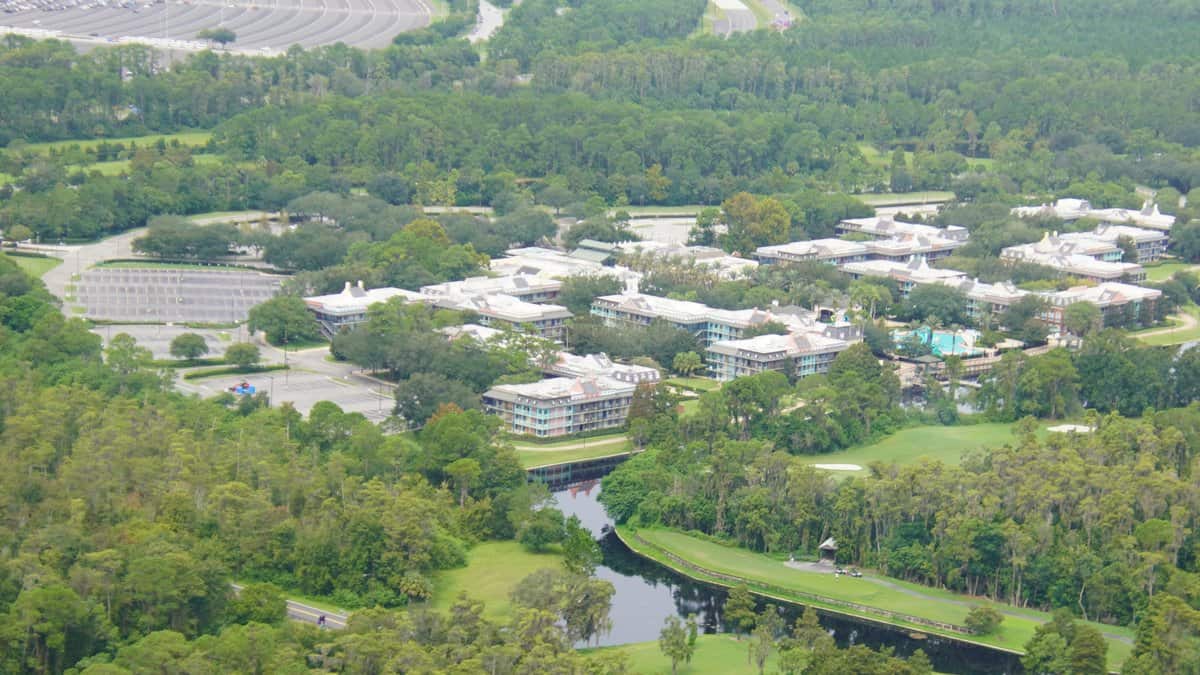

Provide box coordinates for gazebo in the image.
[818,537,838,563]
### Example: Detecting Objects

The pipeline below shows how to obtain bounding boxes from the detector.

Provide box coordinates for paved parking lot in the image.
[1,0,432,51]
[93,323,237,359]
[178,368,393,423]
[77,268,282,323]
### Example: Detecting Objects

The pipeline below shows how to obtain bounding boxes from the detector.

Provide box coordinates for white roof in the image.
[439,323,505,343]
[1065,224,1168,245]
[1042,282,1162,308]
[491,247,640,282]
[303,282,425,316]
[840,215,967,241]
[1000,247,1142,279]
[420,274,562,298]
[708,331,848,358]
[486,376,636,402]
[1012,199,1176,231]
[843,259,968,284]
[756,238,868,259]
[434,293,572,322]
[549,352,661,383]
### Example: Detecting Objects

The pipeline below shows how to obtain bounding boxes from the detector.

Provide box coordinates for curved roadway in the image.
[1,0,431,50]
[710,0,755,37]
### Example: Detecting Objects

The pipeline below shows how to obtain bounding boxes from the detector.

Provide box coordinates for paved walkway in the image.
[1135,307,1199,339]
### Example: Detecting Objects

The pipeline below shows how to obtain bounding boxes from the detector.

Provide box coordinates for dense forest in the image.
[3,0,1200,670]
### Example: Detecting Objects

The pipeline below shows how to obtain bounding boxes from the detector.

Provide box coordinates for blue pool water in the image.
[893,326,983,357]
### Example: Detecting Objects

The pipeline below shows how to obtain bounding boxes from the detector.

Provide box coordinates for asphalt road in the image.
[231,583,348,629]
[711,0,755,36]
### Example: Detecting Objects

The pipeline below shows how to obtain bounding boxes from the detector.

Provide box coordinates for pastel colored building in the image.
[1039,283,1162,331]
[706,331,850,381]
[482,376,638,437]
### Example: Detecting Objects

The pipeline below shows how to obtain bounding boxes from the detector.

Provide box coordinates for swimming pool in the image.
[892,326,984,357]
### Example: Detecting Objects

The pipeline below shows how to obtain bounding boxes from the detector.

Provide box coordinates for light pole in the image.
[266,374,275,404]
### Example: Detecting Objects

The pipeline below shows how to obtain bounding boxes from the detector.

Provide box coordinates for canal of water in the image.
[553,482,1021,674]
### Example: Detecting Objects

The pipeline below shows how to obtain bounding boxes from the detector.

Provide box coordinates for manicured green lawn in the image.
[1137,304,1200,346]
[627,528,1133,665]
[509,431,628,451]
[519,444,634,469]
[805,422,1026,475]
[22,131,213,154]
[6,253,62,278]
[427,541,563,619]
[1143,261,1198,282]
[678,398,701,418]
[665,376,722,392]
[588,634,777,674]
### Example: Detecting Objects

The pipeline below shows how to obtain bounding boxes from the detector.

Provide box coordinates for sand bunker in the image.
[813,463,864,471]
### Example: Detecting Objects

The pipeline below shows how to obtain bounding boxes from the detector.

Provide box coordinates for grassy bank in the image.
[587,634,778,674]
[622,527,1132,666]
[511,433,633,469]
[805,422,1031,475]
[519,445,633,469]
[1144,261,1199,282]
[427,541,563,619]
[6,252,62,278]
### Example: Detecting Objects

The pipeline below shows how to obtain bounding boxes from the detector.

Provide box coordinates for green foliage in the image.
[168,332,209,360]
[225,583,286,625]
[658,614,694,675]
[562,516,601,576]
[132,217,238,260]
[724,584,757,638]
[518,506,566,553]
[247,295,321,346]
[223,342,261,369]
[963,605,1004,635]
[901,284,972,327]
[196,28,237,44]
[393,372,479,428]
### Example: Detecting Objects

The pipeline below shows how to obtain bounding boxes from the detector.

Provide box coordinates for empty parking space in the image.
[93,323,236,359]
[1,0,432,51]
[182,369,392,422]
[77,268,282,323]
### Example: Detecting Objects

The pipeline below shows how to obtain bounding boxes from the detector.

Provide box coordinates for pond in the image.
[554,482,1021,674]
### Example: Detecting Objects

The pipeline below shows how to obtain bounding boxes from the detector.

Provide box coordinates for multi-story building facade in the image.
[1000,233,1145,283]
[1058,225,1168,263]
[591,291,779,346]
[706,332,850,381]
[482,376,638,437]
[1039,283,1162,331]
[842,259,968,295]
[303,281,426,337]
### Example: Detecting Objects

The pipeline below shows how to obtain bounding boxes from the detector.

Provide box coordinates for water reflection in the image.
[554,482,1021,674]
